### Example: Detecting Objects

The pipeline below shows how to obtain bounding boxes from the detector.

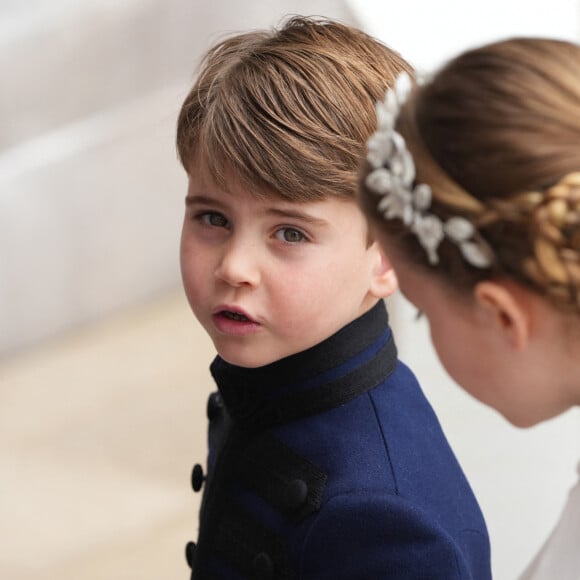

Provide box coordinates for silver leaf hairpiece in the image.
[365,72,492,268]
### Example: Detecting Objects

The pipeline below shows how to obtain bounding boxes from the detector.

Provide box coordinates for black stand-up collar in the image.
[210,300,397,431]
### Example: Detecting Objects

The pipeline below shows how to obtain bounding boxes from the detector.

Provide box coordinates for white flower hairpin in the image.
[365,72,492,268]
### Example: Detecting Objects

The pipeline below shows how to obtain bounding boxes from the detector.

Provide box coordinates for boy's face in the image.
[180,166,391,368]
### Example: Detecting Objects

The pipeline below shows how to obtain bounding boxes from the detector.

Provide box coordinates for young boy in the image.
[177,17,491,580]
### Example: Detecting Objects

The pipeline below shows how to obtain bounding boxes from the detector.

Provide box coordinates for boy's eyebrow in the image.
[185,194,226,208]
[267,207,328,226]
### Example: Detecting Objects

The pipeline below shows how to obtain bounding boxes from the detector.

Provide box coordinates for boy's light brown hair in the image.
[176,16,412,202]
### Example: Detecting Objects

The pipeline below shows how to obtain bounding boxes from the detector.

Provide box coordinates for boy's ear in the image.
[369,243,398,299]
[473,281,531,351]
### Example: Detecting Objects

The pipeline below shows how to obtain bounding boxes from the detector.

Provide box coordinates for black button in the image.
[185,541,196,568]
[253,552,274,580]
[206,392,224,421]
[284,479,308,510]
[191,464,205,492]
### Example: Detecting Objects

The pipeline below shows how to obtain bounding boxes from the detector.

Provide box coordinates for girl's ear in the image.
[369,243,398,299]
[474,281,531,351]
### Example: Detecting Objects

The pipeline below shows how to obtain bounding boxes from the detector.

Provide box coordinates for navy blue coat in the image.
[186,301,491,579]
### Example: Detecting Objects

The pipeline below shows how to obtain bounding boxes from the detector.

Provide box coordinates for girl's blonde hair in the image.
[360,37,580,312]
[176,16,411,201]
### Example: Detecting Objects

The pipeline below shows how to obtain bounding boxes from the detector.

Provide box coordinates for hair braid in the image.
[523,172,580,311]
[475,173,580,312]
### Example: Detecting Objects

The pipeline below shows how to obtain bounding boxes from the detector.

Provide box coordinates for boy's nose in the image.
[214,242,260,288]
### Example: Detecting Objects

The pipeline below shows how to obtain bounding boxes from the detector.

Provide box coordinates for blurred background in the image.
[1,1,579,578]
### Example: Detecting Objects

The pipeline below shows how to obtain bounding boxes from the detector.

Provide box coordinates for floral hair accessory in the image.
[365,72,492,268]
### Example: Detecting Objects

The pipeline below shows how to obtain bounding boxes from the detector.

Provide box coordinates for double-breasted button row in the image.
[191,463,205,492]
[185,541,196,568]
[207,392,224,421]
[284,478,309,511]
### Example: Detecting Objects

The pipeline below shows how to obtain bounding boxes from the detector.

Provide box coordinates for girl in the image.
[358,37,580,580]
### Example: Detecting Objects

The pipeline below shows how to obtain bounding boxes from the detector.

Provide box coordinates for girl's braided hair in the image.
[360,37,580,313]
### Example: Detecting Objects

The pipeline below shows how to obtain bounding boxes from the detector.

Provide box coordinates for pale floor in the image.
[0,291,215,580]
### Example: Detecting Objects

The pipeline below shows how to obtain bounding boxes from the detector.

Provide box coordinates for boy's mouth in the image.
[213,306,257,324]
[221,310,251,322]
[212,307,259,336]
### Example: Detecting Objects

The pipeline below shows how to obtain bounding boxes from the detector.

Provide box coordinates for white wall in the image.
[349,0,580,70]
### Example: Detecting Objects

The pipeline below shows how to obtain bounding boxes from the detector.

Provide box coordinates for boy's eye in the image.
[275,227,306,243]
[199,212,228,228]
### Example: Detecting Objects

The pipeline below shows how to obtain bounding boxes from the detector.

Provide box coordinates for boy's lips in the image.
[211,306,260,336]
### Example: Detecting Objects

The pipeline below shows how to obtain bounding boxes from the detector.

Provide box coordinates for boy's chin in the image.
[214,346,281,369]
[214,340,311,369]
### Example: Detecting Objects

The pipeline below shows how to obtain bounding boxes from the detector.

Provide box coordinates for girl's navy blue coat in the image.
[186,301,492,579]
